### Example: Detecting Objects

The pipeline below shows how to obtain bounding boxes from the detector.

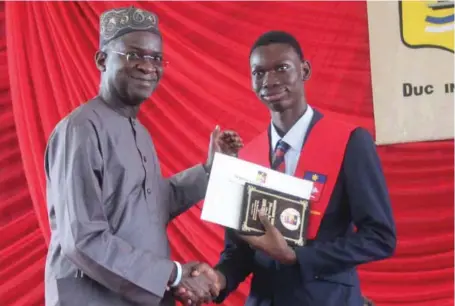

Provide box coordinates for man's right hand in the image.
[191,263,226,292]
[173,263,225,305]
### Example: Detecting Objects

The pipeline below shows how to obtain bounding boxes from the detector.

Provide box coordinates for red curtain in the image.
[0,2,48,305]
[0,1,453,306]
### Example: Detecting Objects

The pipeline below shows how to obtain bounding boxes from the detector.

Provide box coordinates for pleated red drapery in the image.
[0,1,453,306]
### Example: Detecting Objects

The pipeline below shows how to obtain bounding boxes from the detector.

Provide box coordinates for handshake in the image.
[169,262,225,305]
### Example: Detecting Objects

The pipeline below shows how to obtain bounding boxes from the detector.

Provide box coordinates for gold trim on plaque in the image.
[241,184,309,246]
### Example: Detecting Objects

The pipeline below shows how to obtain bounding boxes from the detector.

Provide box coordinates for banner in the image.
[367,0,454,145]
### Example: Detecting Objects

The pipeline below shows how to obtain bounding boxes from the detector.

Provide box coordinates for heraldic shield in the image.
[399,0,454,53]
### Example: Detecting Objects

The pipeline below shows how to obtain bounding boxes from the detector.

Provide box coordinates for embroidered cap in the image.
[99,6,161,48]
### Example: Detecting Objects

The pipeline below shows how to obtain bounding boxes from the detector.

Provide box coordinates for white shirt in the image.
[270,105,314,175]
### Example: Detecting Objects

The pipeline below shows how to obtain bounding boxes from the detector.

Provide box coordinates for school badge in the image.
[399,0,454,53]
[256,170,267,184]
[304,172,327,202]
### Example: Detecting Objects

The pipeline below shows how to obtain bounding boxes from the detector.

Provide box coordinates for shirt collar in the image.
[270,105,314,152]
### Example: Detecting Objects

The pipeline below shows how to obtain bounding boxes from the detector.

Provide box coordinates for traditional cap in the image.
[99,6,160,48]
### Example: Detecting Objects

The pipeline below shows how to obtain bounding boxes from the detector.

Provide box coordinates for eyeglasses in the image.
[111,51,169,67]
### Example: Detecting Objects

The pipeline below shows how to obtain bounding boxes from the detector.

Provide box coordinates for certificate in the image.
[201,153,314,246]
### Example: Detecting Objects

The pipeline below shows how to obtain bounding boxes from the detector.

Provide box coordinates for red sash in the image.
[238,114,356,239]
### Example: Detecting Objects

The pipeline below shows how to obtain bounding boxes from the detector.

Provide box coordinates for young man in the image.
[44,6,241,306]
[184,30,396,306]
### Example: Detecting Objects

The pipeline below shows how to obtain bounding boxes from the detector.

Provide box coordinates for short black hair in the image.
[101,38,119,53]
[249,30,304,60]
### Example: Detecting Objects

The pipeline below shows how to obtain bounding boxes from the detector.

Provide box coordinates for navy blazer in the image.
[214,110,397,306]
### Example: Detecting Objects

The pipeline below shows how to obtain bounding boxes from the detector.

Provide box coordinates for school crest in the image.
[256,170,267,184]
[304,172,327,202]
[399,0,454,53]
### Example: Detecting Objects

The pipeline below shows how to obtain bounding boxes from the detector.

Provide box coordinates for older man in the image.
[44,6,240,306]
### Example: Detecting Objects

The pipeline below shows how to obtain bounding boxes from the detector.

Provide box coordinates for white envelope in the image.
[201,152,314,230]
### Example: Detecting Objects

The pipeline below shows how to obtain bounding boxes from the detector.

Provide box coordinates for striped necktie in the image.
[271,140,290,173]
